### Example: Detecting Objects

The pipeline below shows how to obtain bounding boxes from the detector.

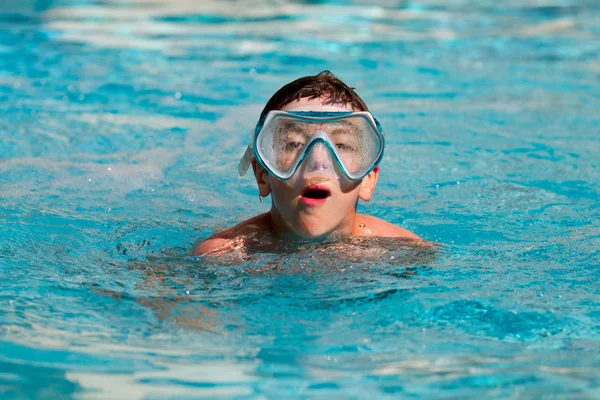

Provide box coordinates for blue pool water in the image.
[1,0,599,398]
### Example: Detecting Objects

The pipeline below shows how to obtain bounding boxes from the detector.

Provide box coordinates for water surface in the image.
[1,0,599,398]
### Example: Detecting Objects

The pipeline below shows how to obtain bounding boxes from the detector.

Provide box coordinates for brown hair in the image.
[259,71,369,121]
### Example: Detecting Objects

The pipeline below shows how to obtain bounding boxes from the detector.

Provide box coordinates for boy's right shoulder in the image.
[194,213,271,256]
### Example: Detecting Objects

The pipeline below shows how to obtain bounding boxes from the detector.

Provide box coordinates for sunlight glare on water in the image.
[0,0,599,398]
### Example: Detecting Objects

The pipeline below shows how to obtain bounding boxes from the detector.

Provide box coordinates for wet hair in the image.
[259,71,369,121]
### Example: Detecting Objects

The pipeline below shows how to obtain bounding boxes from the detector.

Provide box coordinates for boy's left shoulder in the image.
[354,214,421,239]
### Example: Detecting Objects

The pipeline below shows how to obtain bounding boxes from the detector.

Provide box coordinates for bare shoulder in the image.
[354,214,421,239]
[194,236,241,256]
[194,213,271,256]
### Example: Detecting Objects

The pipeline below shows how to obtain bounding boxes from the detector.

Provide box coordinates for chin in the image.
[296,227,330,239]
[294,217,340,239]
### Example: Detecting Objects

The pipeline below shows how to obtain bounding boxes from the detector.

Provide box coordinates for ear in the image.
[252,159,271,197]
[358,166,379,202]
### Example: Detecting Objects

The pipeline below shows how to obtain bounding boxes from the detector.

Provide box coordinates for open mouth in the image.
[301,185,331,200]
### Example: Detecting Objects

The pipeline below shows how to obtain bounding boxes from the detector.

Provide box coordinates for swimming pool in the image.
[1,0,599,397]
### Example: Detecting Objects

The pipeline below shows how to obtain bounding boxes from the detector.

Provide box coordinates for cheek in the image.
[341,190,360,208]
[340,179,361,194]
[269,178,297,204]
[333,185,362,211]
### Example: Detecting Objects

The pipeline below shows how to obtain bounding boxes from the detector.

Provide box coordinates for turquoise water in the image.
[1,0,599,398]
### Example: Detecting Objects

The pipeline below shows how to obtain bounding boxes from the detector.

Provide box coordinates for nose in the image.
[304,142,331,172]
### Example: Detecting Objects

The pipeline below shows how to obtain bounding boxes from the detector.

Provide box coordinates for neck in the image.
[268,207,356,239]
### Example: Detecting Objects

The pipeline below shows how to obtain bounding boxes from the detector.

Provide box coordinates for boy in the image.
[195,71,420,256]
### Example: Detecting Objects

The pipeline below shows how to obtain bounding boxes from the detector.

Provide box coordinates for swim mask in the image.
[238,111,385,182]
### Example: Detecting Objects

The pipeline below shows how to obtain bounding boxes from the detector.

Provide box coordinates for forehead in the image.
[280,96,355,112]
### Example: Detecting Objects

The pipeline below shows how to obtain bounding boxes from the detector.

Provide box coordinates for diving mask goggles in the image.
[238,111,385,182]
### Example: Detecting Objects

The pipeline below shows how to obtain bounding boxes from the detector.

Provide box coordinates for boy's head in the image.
[258,70,369,120]
[242,71,382,239]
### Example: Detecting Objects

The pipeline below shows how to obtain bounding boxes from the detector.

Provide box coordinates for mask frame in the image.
[238,111,385,182]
